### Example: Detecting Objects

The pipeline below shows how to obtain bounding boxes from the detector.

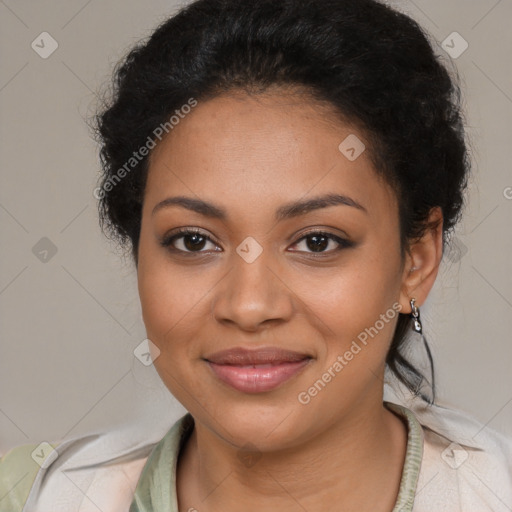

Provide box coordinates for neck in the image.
[177,397,408,512]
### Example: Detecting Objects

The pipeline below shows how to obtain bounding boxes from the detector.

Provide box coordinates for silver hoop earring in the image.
[410,298,422,333]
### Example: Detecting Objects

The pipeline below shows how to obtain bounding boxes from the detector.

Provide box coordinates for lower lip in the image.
[206,359,311,393]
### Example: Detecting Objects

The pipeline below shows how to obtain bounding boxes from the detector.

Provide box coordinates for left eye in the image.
[290,231,352,254]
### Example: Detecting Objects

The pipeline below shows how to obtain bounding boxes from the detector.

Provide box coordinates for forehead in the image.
[144,90,396,220]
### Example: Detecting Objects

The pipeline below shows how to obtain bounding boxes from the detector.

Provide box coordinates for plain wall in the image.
[1,0,511,453]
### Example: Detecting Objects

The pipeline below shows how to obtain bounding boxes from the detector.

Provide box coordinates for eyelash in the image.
[160,228,354,257]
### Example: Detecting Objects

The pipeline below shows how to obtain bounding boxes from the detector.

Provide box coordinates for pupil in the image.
[185,234,206,251]
[307,235,328,252]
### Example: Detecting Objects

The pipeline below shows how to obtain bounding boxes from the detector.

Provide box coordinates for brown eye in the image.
[304,234,330,252]
[290,231,353,254]
[182,232,208,251]
[161,229,220,253]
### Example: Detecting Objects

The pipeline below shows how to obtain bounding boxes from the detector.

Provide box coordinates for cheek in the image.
[137,226,190,334]
[137,245,221,373]
[137,257,206,400]
[296,244,403,364]
[301,251,400,324]
[291,261,402,412]
[137,235,189,349]
[139,267,205,345]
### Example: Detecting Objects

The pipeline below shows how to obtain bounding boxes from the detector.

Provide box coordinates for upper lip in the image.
[204,347,311,365]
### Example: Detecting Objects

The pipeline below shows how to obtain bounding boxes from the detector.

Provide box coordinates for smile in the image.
[204,347,312,393]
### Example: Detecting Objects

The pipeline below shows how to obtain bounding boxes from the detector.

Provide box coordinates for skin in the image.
[137,88,443,512]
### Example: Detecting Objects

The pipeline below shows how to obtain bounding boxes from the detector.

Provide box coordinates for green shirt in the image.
[129,401,424,511]
[0,442,59,512]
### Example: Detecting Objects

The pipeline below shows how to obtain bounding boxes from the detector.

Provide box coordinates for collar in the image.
[383,384,486,450]
[130,403,424,512]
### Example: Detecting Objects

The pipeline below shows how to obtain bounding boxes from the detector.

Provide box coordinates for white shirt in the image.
[2,385,511,511]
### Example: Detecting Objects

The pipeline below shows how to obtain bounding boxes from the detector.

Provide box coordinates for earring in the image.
[410,298,422,333]
[408,298,435,404]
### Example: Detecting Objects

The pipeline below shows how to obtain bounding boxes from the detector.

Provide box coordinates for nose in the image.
[211,249,294,332]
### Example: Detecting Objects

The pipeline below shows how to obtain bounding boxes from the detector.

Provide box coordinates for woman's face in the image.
[137,90,409,450]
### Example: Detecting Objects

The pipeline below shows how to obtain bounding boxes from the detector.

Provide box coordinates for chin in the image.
[194,397,310,450]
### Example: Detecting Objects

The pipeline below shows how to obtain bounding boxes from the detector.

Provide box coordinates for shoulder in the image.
[0,416,185,512]
[0,442,51,512]
[385,389,512,512]
[415,402,512,512]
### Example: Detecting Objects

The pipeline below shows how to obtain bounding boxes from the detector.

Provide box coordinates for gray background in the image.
[1,0,511,454]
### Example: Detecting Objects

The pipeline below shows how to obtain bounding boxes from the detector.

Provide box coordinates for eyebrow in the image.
[151,193,367,220]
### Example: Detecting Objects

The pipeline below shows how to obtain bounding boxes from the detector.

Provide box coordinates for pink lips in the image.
[205,347,312,393]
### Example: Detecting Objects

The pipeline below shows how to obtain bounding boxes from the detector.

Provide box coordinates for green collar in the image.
[129,401,423,512]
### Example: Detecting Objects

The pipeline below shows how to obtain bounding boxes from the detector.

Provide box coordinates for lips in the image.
[204,347,311,365]
[204,347,312,393]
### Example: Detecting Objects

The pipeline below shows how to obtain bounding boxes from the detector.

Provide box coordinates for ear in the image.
[398,207,444,313]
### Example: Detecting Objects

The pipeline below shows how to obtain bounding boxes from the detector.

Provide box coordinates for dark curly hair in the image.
[93,0,470,404]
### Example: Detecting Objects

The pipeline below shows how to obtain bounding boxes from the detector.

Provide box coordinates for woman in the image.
[1,0,511,510]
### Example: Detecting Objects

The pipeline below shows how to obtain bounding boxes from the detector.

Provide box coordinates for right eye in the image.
[160,228,222,254]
